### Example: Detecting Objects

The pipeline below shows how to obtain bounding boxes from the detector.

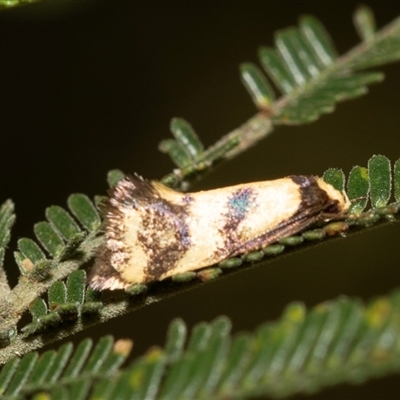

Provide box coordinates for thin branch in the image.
[1,206,399,364]
[161,113,273,189]
[0,234,102,335]
[161,15,400,190]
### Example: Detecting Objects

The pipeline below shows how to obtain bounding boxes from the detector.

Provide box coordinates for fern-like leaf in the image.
[0,336,132,399]
[247,12,390,124]
[1,154,399,364]
[12,194,99,282]
[0,194,102,354]
[3,290,400,399]
[21,270,102,337]
[160,7,400,187]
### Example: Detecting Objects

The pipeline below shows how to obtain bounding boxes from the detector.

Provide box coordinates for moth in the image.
[89,174,350,290]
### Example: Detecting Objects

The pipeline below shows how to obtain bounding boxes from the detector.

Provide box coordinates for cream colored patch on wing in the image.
[238,179,302,239]
[159,192,229,278]
[158,178,301,279]
[112,208,149,284]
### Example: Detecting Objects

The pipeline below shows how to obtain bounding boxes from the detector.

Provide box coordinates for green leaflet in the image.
[0,337,130,398]
[21,270,102,337]
[4,291,400,399]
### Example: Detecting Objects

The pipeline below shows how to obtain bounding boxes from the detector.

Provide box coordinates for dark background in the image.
[1,1,400,398]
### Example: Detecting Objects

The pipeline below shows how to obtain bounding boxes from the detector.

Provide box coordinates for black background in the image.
[1,1,400,399]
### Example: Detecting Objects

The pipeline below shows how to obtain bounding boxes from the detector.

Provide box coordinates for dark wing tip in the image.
[107,174,159,209]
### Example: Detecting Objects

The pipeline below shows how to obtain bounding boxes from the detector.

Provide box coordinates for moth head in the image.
[316,178,351,214]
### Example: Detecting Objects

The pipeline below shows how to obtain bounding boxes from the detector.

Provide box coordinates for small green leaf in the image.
[94,195,106,209]
[306,303,341,371]
[171,271,197,283]
[279,235,304,246]
[24,351,56,387]
[196,317,230,396]
[48,281,67,309]
[259,47,296,94]
[164,319,187,363]
[170,118,204,159]
[13,251,31,275]
[354,5,376,42]
[263,244,285,256]
[327,299,364,367]
[186,323,211,354]
[288,27,323,77]
[242,250,264,262]
[394,158,400,202]
[240,63,275,108]
[46,342,73,384]
[135,349,166,400]
[108,371,133,399]
[218,333,251,394]
[299,15,338,67]
[69,380,91,400]
[107,169,125,188]
[285,306,327,373]
[219,257,242,269]
[159,139,192,168]
[160,173,181,188]
[347,166,369,214]
[196,267,222,281]
[45,206,81,240]
[66,270,86,305]
[125,283,147,296]
[54,303,79,319]
[302,228,325,241]
[110,359,143,398]
[81,336,114,374]
[67,194,101,232]
[323,168,345,192]
[96,339,132,375]
[34,222,64,257]
[5,352,38,396]
[242,324,274,388]
[324,221,349,236]
[29,298,48,322]
[0,358,19,395]
[62,339,93,379]
[368,154,391,208]
[275,28,314,85]
[158,352,193,398]
[18,238,46,264]
[80,301,103,315]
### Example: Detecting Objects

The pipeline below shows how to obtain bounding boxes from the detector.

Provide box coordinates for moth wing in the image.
[227,203,325,257]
